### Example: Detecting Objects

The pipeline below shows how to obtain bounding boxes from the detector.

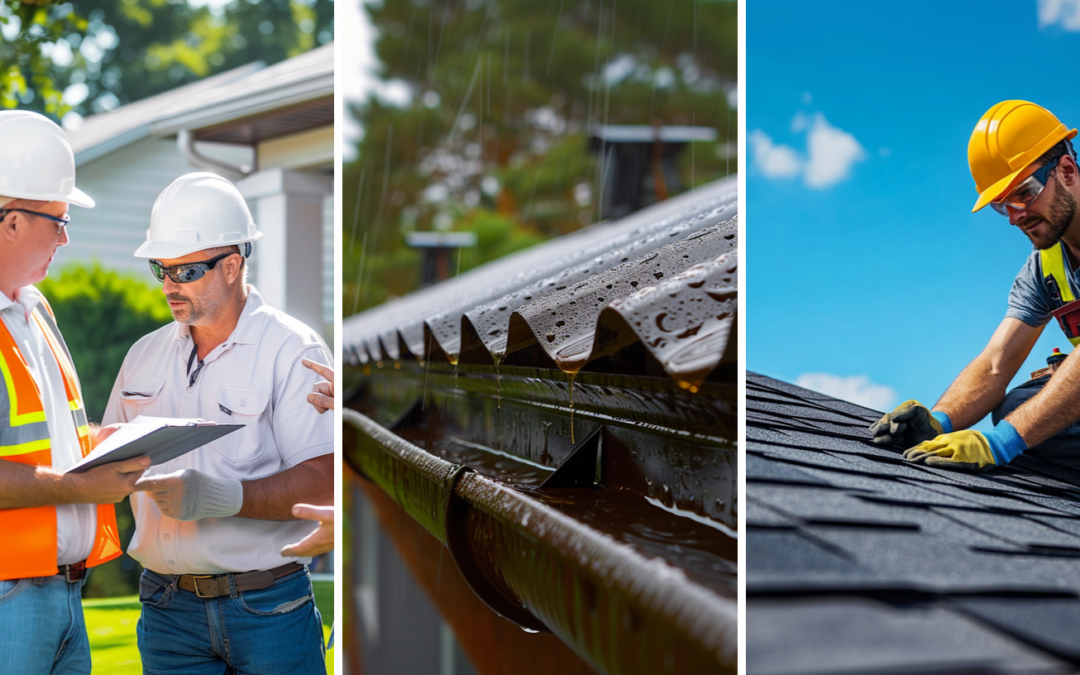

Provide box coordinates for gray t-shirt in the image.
[1006,247,1078,327]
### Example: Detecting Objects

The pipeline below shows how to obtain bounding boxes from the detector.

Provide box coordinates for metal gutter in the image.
[345,408,737,674]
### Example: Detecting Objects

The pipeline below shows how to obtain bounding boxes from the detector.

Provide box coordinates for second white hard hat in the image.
[0,111,94,208]
[135,172,262,259]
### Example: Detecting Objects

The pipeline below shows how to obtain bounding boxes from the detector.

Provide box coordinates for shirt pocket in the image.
[209,386,271,463]
[119,381,166,419]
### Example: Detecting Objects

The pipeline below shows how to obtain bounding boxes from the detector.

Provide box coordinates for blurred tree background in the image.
[0,0,333,123]
[344,0,736,315]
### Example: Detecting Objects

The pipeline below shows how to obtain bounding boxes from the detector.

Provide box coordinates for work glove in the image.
[135,469,243,521]
[902,421,1028,473]
[870,400,952,446]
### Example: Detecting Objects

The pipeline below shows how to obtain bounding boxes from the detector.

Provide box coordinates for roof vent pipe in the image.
[177,129,252,180]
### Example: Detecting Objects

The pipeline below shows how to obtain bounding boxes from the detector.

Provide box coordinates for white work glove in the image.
[135,469,243,521]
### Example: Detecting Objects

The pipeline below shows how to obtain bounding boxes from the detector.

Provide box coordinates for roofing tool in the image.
[1030,347,1068,380]
[1048,347,1068,371]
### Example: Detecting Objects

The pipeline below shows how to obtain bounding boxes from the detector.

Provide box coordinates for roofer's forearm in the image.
[935,318,1041,431]
[236,453,333,521]
[1004,348,1080,448]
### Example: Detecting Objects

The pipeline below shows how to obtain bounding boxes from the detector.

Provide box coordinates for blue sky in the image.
[748,0,1080,426]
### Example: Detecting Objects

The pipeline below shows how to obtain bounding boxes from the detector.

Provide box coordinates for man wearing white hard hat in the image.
[102,172,332,673]
[0,111,150,674]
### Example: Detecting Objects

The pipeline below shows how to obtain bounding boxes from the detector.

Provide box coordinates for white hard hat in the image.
[135,172,262,259]
[0,111,94,208]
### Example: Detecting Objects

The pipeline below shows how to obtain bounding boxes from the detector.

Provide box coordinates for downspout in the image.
[177,129,253,180]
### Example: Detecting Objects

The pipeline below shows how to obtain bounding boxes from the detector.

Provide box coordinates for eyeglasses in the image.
[991,157,1061,217]
[0,208,70,235]
[149,252,236,284]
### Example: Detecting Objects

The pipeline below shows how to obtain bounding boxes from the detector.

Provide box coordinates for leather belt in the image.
[173,562,304,599]
[57,562,86,583]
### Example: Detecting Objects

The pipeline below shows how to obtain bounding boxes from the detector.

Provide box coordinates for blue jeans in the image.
[993,374,1080,470]
[137,568,325,675]
[0,574,89,674]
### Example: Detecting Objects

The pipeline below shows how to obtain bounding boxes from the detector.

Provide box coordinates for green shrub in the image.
[37,263,172,598]
[37,263,172,423]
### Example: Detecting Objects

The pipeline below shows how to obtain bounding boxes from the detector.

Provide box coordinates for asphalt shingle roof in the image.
[747,371,1080,674]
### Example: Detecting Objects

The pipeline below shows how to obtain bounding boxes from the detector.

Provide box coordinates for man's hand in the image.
[93,423,123,447]
[135,469,243,521]
[903,430,997,472]
[302,358,334,413]
[68,456,151,504]
[903,421,1027,473]
[870,400,945,447]
[281,504,334,557]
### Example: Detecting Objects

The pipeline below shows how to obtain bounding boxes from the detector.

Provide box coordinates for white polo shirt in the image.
[102,286,333,575]
[0,286,95,565]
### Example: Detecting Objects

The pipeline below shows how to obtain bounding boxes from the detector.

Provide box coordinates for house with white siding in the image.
[63,43,334,337]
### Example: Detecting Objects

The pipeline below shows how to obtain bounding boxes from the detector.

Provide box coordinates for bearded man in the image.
[871,100,1080,473]
[102,173,332,674]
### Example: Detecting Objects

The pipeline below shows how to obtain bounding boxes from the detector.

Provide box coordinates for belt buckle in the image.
[191,574,217,598]
[64,562,86,583]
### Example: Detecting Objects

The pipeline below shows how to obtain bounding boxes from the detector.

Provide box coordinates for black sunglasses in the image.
[149,252,236,284]
[0,208,70,234]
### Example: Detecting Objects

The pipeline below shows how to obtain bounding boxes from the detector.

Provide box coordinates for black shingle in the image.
[748,372,1080,673]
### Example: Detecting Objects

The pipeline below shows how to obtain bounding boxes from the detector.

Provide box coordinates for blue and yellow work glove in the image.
[870,400,952,447]
[902,421,1028,472]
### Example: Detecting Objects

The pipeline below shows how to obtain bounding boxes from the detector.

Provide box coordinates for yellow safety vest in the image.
[0,296,122,580]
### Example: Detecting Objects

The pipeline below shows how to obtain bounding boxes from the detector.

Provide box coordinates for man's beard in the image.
[1021,184,1077,250]
[166,278,229,325]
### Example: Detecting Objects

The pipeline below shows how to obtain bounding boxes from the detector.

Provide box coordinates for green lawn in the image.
[85,580,334,673]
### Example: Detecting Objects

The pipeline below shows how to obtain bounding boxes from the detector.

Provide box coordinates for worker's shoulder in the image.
[247,302,326,352]
[125,321,178,355]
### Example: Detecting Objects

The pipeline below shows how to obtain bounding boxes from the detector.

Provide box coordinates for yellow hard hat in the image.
[968,100,1077,212]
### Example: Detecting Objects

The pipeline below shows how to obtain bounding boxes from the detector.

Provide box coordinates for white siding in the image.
[66,138,252,276]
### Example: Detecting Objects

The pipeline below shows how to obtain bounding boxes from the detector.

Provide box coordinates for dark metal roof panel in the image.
[344,176,738,383]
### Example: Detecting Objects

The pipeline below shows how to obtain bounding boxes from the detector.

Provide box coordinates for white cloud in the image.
[1039,0,1080,30]
[790,111,809,133]
[749,129,802,179]
[804,113,866,189]
[794,373,896,411]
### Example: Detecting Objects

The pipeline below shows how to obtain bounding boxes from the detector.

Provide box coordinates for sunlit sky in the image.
[748,0,1080,426]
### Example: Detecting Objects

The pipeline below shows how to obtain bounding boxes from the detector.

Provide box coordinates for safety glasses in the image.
[991,157,1061,217]
[0,208,70,235]
[149,251,236,284]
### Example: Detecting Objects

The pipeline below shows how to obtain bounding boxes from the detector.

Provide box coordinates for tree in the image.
[344,0,736,315]
[0,0,333,121]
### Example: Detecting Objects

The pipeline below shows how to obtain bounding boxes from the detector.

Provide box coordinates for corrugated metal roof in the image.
[344,176,738,384]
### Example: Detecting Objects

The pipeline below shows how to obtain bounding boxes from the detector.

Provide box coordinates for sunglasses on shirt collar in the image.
[149,251,237,284]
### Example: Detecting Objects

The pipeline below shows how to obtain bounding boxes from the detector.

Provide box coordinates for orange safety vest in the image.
[0,296,122,580]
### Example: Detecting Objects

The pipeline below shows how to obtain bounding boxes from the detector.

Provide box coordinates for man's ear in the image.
[0,212,18,244]
[1061,154,1079,187]
[223,254,244,286]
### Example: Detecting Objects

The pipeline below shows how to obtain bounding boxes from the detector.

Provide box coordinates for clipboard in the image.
[67,416,243,474]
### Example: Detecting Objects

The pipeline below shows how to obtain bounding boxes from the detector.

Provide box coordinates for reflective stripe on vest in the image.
[1040,242,1080,346]
[0,298,122,580]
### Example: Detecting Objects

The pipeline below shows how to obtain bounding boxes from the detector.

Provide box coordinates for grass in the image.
[85,579,335,674]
